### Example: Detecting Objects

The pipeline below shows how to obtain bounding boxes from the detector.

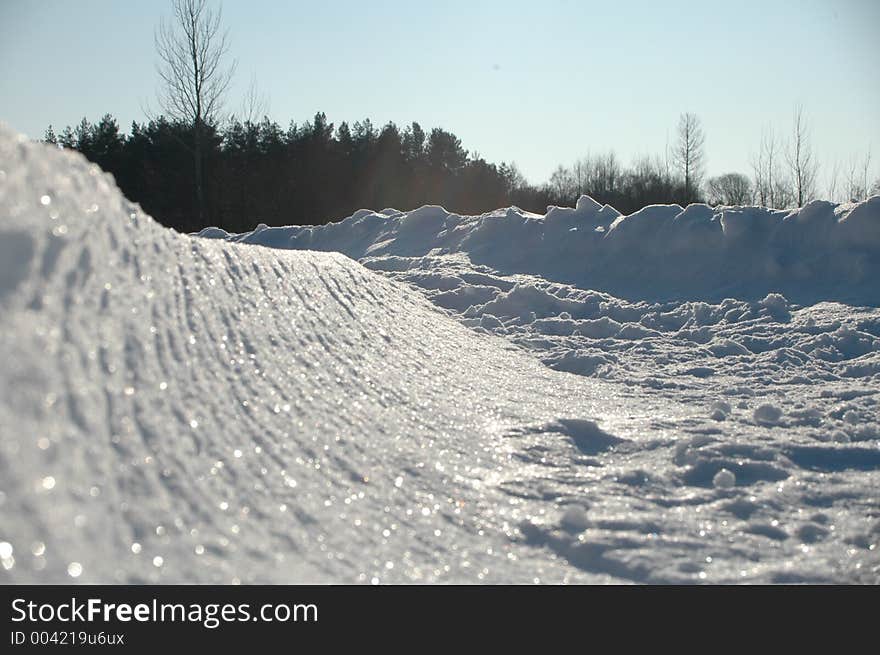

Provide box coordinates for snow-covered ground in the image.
[2,126,878,584]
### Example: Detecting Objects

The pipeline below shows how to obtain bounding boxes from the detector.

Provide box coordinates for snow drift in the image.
[1,126,642,583]
[201,194,880,305]
[2,125,878,584]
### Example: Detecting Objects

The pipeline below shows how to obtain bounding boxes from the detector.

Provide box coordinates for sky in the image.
[1,0,878,186]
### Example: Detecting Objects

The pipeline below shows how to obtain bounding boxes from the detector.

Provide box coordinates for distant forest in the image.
[44,112,877,235]
[41,113,700,234]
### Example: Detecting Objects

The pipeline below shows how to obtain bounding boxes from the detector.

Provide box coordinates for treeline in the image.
[44,113,544,234]
[45,111,878,234]
[545,109,878,212]
[42,112,704,233]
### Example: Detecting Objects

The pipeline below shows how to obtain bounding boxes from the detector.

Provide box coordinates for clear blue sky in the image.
[1,0,878,185]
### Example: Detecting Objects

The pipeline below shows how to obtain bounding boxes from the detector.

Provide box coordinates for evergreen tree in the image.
[49,109,750,234]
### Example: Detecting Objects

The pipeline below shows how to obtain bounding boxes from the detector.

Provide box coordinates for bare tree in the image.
[567,152,621,199]
[571,157,588,197]
[596,152,621,196]
[846,156,860,201]
[672,113,705,203]
[549,165,575,202]
[155,0,236,223]
[752,124,798,208]
[844,149,873,202]
[859,149,872,201]
[234,74,269,126]
[751,126,773,206]
[785,105,819,207]
[825,158,842,202]
[706,173,752,206]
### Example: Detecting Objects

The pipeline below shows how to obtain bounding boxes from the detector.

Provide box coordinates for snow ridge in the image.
[0,126,621,583]
[201,194,880,304]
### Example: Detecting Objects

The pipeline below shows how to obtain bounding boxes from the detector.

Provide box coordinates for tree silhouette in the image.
[155,0,236,224]
[785,105,819,207]
[673,113,705,203]
[706,173,752,206]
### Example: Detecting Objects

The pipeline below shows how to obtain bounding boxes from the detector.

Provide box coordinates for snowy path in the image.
[1,127,878,583]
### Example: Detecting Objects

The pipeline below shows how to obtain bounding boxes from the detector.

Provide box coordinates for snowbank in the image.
[203,194,880,304]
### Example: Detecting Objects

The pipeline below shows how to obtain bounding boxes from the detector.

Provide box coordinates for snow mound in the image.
[0,125,624,583]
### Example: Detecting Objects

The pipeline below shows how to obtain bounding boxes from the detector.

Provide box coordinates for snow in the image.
[211,194,880,305]
[560,505,591,534]
[2,126,880,584]
[712,469,737,489]
[753,404,783,426]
